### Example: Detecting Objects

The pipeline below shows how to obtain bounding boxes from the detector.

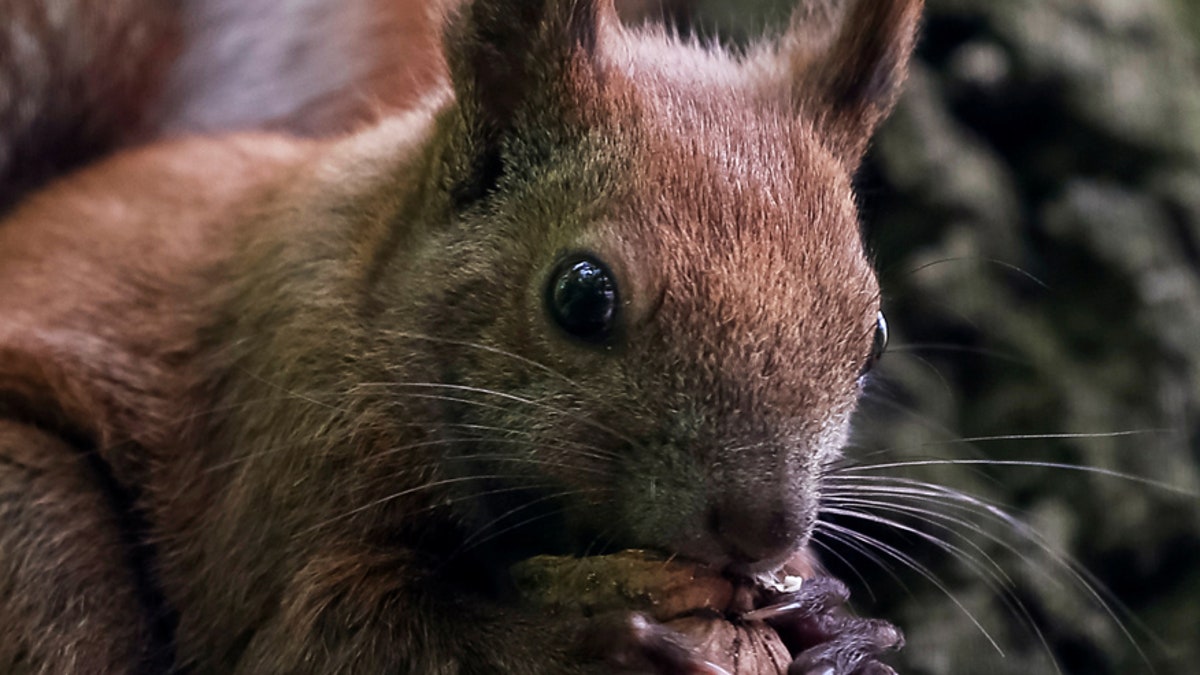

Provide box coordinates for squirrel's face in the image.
[355,0,919,571]
[399,108,877,571]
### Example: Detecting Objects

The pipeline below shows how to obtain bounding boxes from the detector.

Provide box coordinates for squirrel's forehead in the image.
[618,105,842,201]
[613,125,859,251]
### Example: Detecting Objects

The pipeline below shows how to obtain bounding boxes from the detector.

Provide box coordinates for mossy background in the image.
[635,0,1200,672]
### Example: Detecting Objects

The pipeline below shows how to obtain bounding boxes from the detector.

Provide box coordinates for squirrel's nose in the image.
[708,498,809,565]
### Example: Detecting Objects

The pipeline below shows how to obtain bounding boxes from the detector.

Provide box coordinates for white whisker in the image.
[840,458,1194,497]
[815,519,1005,656]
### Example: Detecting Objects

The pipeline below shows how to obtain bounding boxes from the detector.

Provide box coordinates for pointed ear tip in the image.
[807,0,926,166]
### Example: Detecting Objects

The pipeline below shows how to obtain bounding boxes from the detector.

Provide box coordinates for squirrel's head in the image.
[348,0,922,572]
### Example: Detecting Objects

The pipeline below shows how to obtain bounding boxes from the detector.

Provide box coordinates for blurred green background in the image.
[630,0,1200,672]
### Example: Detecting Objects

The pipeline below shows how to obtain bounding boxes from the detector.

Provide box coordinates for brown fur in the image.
[0,0,922,671]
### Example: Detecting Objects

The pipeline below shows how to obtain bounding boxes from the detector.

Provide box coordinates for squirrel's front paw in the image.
[576,611,732,675]
[747,576,904,675]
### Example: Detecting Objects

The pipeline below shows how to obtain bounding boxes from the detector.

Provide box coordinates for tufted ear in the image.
[785,0,923,168]
[443,0,617,200]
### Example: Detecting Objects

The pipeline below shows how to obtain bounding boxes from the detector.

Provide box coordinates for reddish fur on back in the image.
[0,135,315,477]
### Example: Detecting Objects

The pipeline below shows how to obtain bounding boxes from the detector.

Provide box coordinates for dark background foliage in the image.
[638,0,1200,672]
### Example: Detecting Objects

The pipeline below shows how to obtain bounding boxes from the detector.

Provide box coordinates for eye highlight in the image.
[546,256,618,344]
[862,311,889,376]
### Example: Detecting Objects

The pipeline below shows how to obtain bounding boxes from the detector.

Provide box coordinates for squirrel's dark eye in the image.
[546,256,618,344]
[862,311,889,376]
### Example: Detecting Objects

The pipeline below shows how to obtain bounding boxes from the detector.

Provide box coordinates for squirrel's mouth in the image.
[508,548,816,624]
[716,544,808,579]
[657,520,812,580]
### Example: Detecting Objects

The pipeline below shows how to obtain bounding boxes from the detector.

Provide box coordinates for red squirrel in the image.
[0,0,922,672]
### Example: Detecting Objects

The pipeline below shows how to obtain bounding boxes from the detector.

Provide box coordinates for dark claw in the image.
[578,612,731,675]
[785,615,902,675]
[746,576,903,675]
[744,576,850,622]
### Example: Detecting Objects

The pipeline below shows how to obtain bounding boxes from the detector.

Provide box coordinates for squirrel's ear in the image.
[444,0,615,148]
[785,0,923,168]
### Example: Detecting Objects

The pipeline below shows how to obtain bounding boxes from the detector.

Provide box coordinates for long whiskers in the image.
[821,461,1175,670]
[378,331,588,391]
[299,466,600,538]
[840,456,1194,497]
[808,534,891,603]
[818,502,1062,670]
[450,487,606,560]
[354,381,641,449]
[896,255,1050,290]
[814,519,1006,656]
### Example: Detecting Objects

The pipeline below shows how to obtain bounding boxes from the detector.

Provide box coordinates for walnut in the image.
[511,550,793,674]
